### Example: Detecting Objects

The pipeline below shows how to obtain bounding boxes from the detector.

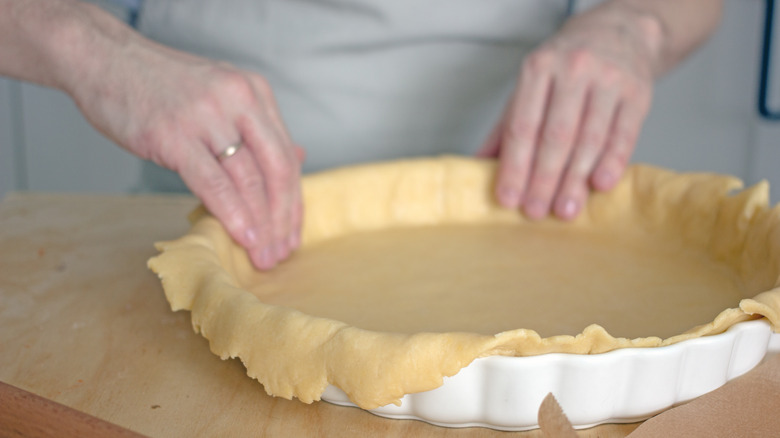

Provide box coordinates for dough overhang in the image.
[148,156,780,409]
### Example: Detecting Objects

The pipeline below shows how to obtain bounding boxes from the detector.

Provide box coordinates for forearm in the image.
[0,1,308,270]
[0,0,139,95]
[574,0,724,77]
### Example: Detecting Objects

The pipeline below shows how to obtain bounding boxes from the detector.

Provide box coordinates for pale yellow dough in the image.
[149,156,780,410]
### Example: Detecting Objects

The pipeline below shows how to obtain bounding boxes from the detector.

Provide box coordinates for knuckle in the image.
[528,173,559,196]
[636,89,653,113]
[579,126,606,149]
[570,157,595,177]
[598,64,622,86]
[504,118,538,145]
[224,211,249,236]
[566,49,594,77]
[262,163,298,211]
[614,125,639,148]
[556,175,583,198]
[532,158,563,184]
[251,75,274,98]
[204,173,234,199]
[611,147,632,166]
[206,198,248,237]
[191,94,221,121]
[130,125,158,151]
[537,150,567,175]
[264,156,297,189]
[240,172,267,195]
[542,120,575,146]
[497,160,530,188]
[524,49,556,75]
[623,79,652,103]
[606,137,634,166]
[623,81,640,100]
[213,70,258,108]
[131,123,180,169]
[188,156,227,190]
[129,125,162,159]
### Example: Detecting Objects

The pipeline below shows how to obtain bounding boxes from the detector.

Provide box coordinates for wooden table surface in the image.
[0,193,640,437]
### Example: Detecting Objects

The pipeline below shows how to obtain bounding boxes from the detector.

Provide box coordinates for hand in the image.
[478,6,660,221]
[69,40,303,270]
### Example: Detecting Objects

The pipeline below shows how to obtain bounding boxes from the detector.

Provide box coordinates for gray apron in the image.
[136,0,571,191]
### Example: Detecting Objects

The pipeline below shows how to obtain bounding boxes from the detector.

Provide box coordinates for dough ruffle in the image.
[148,156,780,409]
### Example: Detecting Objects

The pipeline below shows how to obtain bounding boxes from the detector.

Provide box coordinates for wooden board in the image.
[0,193,639,437]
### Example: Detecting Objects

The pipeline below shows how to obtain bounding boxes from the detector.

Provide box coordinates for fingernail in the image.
[498,187,521,208]
[259,247,275,269]
[524,199,547,220]
[594,170,616,190]
[558,198,580,220]
[245,228,259,246]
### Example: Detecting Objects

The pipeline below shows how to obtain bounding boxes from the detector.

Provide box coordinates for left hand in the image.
[478,6,660,220]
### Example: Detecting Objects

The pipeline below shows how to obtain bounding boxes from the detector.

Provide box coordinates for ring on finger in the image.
[216,143,243,162]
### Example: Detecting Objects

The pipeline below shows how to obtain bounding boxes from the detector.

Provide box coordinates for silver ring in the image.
[217,143,243,162]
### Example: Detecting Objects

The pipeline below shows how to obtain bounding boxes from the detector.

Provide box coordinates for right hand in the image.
[68,39,303,270]
[477,5,658,222]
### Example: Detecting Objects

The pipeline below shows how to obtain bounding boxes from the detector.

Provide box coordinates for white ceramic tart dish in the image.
[322,319,775,430]
[148,156,780,430]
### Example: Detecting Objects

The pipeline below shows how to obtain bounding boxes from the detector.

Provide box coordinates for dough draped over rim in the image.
[148,156,780,409]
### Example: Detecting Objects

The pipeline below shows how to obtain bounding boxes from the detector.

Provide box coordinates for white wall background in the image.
[17,84,142,194]
[0,78,19,197]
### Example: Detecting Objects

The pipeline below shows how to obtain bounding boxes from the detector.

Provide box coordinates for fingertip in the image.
[591,167,620,191]
[497,186,522,209]
[250,246,277,271]
[554,197,581,221]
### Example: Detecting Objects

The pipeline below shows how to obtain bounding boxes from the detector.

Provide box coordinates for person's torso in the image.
[136,0,571,189]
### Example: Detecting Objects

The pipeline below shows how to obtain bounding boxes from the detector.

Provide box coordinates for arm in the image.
[0,0,302,270]
[479,0,723,220]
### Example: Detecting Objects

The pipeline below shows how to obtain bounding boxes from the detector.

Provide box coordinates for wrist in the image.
[623,7,666,77]
[571,2,668,77]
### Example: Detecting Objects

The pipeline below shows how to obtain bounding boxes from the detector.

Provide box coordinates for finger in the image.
[249,76,294,146]
[243,77,302,265]
[213,138,277,270]
[496,62,553,209]
[177,143,261,257]
[591,95,649,192]
[238,113,301,263]
[553,86,619,220]
[290,191,304,250]
[522,76,588,220]
[289,148,304,250]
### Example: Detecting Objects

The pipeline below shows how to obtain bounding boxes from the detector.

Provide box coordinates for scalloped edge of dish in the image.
[322,319,774,431]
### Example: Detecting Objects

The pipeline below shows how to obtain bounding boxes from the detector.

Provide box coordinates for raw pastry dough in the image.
[149,156,780,410]
[250,223,744,340]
